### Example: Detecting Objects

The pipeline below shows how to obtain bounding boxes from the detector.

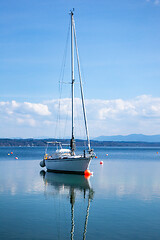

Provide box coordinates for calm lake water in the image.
[1,146,160,240]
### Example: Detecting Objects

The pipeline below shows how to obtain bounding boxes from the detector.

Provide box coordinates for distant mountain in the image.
[94,134,160,142]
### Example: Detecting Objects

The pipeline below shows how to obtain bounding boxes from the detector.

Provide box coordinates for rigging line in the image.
[52,192,60,240]
[58,18,70,84]
[83,194,91,240]
[73,18,91,151]
[74,97,85,141]
[63,92,71,140]
[74,99,87,149]
[55,19,70,139]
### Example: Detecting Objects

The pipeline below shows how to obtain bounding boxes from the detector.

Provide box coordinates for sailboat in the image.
[40,10,94,174]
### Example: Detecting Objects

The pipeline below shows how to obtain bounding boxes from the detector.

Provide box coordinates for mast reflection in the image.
[40,171,94,240]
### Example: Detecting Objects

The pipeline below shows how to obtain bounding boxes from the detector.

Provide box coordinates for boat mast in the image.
[70,188,75,240]
[70,10,75,155]
[73,16,91,151]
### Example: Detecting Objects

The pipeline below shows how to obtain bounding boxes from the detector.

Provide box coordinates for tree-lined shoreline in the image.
[0,138,160,147]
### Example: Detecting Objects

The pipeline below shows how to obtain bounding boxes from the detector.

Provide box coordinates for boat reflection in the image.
[40,171,94,240]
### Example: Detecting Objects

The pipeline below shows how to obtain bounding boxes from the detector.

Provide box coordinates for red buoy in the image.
[95,156,98,159]
[15,157,18,159]
[11,152,13,154]
[84,169,92,177]
[100,161,103,165]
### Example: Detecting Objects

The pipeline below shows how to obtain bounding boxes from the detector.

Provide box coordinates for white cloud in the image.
[12,100,19,108]
[17,117,36,127]
[0,100,51,117]
[23,102,51,116]
[1,95,160,138]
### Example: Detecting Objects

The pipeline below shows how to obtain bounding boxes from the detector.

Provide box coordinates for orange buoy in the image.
[84,175,90,179]
[95,156,98,159]
[11,152,13,154]
[8,153,10,156]
[84,169,92,177]
[156,152,158,154]
[100,161,103,165]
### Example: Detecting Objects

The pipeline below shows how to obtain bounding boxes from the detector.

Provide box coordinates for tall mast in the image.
[70,10,75,155]
[73,17,91,151]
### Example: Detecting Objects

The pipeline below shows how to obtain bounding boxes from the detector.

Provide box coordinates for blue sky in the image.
[0,0,160,138]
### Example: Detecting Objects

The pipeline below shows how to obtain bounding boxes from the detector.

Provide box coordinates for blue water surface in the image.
[0,146,160,240]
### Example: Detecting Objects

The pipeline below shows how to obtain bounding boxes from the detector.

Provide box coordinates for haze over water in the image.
[1,146,160,240]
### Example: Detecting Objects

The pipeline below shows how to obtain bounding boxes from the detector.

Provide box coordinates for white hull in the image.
[45,156,91,174]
